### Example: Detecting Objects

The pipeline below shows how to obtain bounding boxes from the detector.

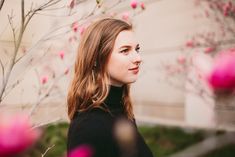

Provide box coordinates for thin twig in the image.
[28,71,67,117]
[35,11,76,17]
[2,79,21,100]
[0,0,5,11]
[41,144,55,157]
[7,14,16,48]
[32,117,62,129]
[21,0,25,25]
[0,58,4,88]
[0,0,64,104]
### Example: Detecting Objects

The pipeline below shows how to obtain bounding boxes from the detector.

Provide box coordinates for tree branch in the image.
[0,58,4,88]
[0,0,63,104]
[41,144,55,157]
[0,0,5,11]
[32,117,62,129]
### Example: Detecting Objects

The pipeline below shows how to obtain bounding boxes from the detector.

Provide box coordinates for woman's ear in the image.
[92,61,97,70]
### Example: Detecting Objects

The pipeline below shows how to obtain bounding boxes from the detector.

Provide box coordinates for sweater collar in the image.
[104,85,124,106]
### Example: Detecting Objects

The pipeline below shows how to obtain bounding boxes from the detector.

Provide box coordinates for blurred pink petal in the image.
[121,12,130,21]
[177,55,186,64]
[79,26,86,36]
[130,0,138,9]
[72,22,78,32]
[69,0,75,9]
[68,145,94,157]
[0,115,40,156]
[185,40,194,48]
[41,75,48,84]
[140,2,145,10]
[59,50,65,60]
[207,49,235,91]
[204,47,215,53]
[64,68,69,75]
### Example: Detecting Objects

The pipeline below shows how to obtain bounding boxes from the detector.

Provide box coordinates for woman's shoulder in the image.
[67,108,117,154]
[70,108,113,130]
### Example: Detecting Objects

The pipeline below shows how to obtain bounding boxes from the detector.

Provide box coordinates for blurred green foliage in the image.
[139,125,204,156]
[24,123,235,157]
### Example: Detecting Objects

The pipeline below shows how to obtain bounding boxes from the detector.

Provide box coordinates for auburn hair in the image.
[67,18,134,121]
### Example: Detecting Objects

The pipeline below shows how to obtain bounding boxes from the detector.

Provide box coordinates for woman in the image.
[67,18,153,157]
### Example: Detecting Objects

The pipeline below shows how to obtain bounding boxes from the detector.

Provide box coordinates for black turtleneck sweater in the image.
[67,85,154,157]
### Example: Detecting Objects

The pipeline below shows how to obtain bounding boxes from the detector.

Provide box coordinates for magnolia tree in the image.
[162,0,235,128]
[0,0,145,156]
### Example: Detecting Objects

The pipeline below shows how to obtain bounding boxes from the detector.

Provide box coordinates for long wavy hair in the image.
[67,18,134,121]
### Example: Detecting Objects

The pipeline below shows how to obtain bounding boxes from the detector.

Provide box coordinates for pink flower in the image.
[222,1,232,16]
[0,115,40,156]
[185,40,194,48]
[69,0,75,9]
[177,55,186,64]
[121,12,129,21]
[79,26,86,36]
[204,47,215,53]
[64,68,69,75]
[72,22,78,32]
[140,2,145,10]
[207,49,235,92]
[41,76,48,84]
[68,145,94,157]
[59,50,65,60]
[130,0,138,9]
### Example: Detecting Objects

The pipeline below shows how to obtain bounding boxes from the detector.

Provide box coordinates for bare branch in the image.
[1,79,21,100]
[7,14,16,48]
[21,0,25,25]
[38,0,62,10]
[24,0,61,29]
[0,0,64,103]
[41,144,55,157]
[28,71,66,117]
[34,11,76,17]
[0,58,4,87]
[32,117,62,129]
[0,0,5,11]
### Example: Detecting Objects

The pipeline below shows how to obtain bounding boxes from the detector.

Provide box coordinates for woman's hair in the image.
[67,18,134,121]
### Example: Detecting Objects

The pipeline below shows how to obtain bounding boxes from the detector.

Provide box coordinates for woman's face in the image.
[107,30,142,87]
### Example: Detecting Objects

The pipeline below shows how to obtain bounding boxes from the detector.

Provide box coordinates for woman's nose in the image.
[132,51,142,65]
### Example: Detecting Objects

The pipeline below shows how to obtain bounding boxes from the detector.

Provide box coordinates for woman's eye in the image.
[136,47,140,53]
[120,49,129,55]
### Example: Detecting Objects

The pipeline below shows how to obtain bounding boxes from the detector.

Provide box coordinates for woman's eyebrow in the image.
[119,45,132,49]
[119,44,139,49]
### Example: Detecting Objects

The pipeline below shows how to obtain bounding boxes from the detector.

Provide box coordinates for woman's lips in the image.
[129,67,139,74]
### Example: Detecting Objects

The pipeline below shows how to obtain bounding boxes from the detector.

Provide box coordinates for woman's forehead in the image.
[114,30,138,47]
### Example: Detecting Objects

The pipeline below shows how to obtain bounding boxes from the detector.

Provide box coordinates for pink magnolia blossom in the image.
[140,2,145,10]
[64,68,69,75]
[204,47,215,53]
[69,0,75,9]
[185,40,194,48]
[222,1,233,16]
[68,145,94,157]
[0,115,40,156]
[59,50,65,60]
[41,75,48,84]
[207,49,235,92]
[130,0,138,9]
[72,22,78,32]
[177,55,186,64]
[79,26,86,36]
[122,12,129,21]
